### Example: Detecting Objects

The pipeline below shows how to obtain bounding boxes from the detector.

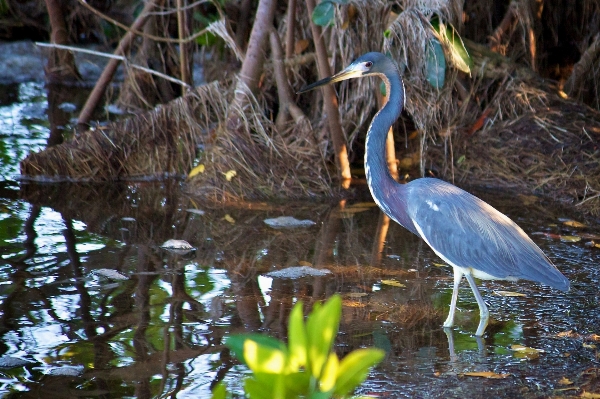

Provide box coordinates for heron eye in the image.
[365,61,373,68]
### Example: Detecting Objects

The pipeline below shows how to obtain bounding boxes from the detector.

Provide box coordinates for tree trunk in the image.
[77,0,159,127]
[228,0,277,131]
[305,0,351,182]
[43,0,80,83]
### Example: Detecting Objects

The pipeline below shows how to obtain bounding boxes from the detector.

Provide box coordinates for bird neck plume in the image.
[364,67,408,224]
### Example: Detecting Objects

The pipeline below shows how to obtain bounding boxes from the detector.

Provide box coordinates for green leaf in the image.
[288,301,308,369]
[225,334,287,369]
[319,352,339,392]
[333,348,385,397]
[425,38,446,88]
[282,372,312,396]
[312,1,335,26]
[245,339,287,374]
[379,81,386,97]
[211,382,227,399]
[430,15,473,74]
[244,377,276,399]
[196,31,217,47]
[308,392,332,399]
[306,295,342,378]
[249,373,287,399]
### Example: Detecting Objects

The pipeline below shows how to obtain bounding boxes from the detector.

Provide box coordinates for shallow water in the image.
[1,81,599,398]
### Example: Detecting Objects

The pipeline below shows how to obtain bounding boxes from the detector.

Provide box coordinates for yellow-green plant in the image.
[213,295,384,399]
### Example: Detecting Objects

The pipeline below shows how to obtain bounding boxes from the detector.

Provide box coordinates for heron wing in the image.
[404,179,569,291]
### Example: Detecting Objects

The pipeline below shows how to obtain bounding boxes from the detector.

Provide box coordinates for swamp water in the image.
[0,81,599,398]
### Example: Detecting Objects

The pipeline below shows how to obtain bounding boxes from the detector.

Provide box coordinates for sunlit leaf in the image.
[467,109,491,135]
[555,330,577,338]
[346,292,368,298]
[460,371,510,379]
[223,214,235,224]
[224,170,237,181]
[425,38,446,88]
[560,235,581,242]
[511,344,544,359]
[581,392,600,398]
[244,339,287,374]
[583,343,597,349]
[586,333,600,341]
[225,334,287,369]
[334,348,385,396]
[312,1,335,26]
[306,295,341,378]
[430,15,473,74]
[294,39,309,55]
[188,163,205,178]
[319,352,339,392]
[558,377,573,385]
[380,279,406,287]
[493,290,526,297]
[563,220,586,228]
[288,302,307,369]
[342,299,367,308]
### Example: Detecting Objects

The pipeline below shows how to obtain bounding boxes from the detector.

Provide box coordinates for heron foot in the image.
[474,312,489,337]
[442,316,454,328]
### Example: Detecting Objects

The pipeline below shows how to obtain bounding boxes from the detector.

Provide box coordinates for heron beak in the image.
[297,64,363,93]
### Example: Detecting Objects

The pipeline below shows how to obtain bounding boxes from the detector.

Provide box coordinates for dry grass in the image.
[21,80,224,180]
[19,0,600,214]
[449,84,600,215]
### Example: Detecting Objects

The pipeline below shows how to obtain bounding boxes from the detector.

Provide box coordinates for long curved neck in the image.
[365,67,414,230]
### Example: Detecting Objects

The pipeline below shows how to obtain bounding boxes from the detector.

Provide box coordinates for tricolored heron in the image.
[298,52,569,336]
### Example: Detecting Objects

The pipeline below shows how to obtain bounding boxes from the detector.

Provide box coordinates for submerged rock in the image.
[93,269,128,281]
[266,266,331,279]
[0,356,34,369]
[160,239,196,255]
[263,216,316,229]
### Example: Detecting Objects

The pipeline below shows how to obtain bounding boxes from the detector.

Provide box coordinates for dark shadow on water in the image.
[0,181,598,397]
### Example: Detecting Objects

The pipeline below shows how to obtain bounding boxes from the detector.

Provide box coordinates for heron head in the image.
[298,52,392,93]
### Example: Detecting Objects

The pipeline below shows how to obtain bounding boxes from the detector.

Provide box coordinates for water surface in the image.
[0,80,598,398]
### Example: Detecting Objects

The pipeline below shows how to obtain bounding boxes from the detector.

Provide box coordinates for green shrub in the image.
[213,295,384,399]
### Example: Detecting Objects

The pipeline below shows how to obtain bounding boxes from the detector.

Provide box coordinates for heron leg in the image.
[443,268,464,328]
[465,273,489,337]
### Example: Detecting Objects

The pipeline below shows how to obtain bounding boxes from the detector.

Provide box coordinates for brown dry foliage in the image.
[19,0,600,214]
